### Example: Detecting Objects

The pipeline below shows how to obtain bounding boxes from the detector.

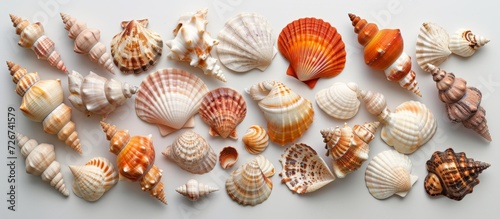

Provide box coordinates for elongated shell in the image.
[315,82,360,119]
[246,81,314,146]
[7,61,82,154]
[60,13,116,74]
[9,14,67,72]
[135,68,209,136]
[69,157,118,202]
[176,179,218,201]
[226,158,273,206]
[217,12,277,72]
[110,19,163,74]
[15,133,69,196]
[365,150,418,199]
[242,125,269,154]
[166,8,226,82]
[416,22,451,69]
[449,29,489,57]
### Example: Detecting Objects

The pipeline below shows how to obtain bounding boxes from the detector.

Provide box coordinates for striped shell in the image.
[449,29,489,57]
[242,125,269,154]
[69,157,118,202]
[226,157,273,206]
[255,155,275,178]
[416,22,451,69]
[315,82,360,120]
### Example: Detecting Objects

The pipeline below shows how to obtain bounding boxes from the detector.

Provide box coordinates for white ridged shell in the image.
[255,155,274,178]
[69,157,118,202]
[225,158,272,206]
[315,82,360,119]
[176,179,218,201]
[416,22,451,69]
[449,29,490,57]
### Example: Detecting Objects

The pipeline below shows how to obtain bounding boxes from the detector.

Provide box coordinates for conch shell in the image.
[69,157,118,202]
[176,179,218,201]
[449,29,489,57]
[226,157,273,206]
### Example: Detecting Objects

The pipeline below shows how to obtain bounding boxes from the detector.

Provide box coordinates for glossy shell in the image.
[315,82,360,119]
[242,125,269,154]
[176,179,218,201]
[69,157,118,202]
[449,29,489,57]
[226,158,273,206]
[219,146,239,169]
[416,22,451,69]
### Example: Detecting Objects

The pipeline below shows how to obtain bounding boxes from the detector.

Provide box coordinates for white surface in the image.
[1,0,498,218]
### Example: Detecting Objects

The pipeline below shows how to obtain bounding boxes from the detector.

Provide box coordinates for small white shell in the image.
[449,29,490,57]
[242,125,269,154]
[176,179,218,201]
[315,82,360,120]
[416,22,451,69]
[69,157,118,202]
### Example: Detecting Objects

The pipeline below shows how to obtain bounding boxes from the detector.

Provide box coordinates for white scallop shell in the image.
[217,12,277,72]
[449,29,490,57]
[225,158,272,206]
[315,82,360,120]
[176,179,218,201]
[69,157,118,202]
[416,22,451,69]
[365,150,418,199]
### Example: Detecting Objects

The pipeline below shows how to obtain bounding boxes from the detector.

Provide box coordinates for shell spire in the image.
[449,29,490,57]
[176,179,218,201]
[69,157,118,201]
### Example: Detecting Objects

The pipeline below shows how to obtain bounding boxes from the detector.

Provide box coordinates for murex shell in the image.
[278,17,346,88]
[242,125,269,154]
[135,68,209,136]
[217,12,277,72]
[176,179,218,201]
[69,157,118,202]
[219,146,238,169]
[226,157,273,206]
[110,19,163,74]
[315,82,360,120]
[425,148,490,201]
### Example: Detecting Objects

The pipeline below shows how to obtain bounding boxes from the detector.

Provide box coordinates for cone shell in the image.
[246,81,314,146]
[226,158,273,206]
[199,87,247,139]
[278,17,346,88]
[162,130,217,174]
[110,19,163,74]
[176,179,218,201]
[242,125,269,154]
[255,155,275,178]
[315,82,360,119]
[69,157,118,202]
[449,29,489,57]
[135,68,209,136]
[217,12,277,72]
[416,22,451,69]
[365,150,418,199]
[219,146,238,169]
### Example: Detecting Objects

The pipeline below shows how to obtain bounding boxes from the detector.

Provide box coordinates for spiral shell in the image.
[315,82,360,119]
[416,22,452,69]
[219,146,239,169]
[176,179,218,201]
[69,157,118,202]
[242,125,269,154]
[449,29,489,57]
[226,157,273,206]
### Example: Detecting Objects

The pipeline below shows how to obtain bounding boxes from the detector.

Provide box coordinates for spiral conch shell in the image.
[9,14,67,73]
[176,179,218,201]
[425,148,490,201]
[348,13,421,97]
[60,13,116,74]
[242,125,269,155]
[424,64,491,141]
[449,29,490,58]
[15,133,69,196]
[166,8,226,82]
[100,122,166,204]
[69,157,118,202]
[226,157,273,206]
[315,82,360,120]
[7,61,82,154]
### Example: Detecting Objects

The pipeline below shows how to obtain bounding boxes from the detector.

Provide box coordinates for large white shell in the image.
[315,82,360,120]
[176,179,218,201]
[365,150,418,199]
[135,68,209,136]
[416,22,451,70]
[69,157,118,202]
[449,29,490,57]
[217,12,277,72]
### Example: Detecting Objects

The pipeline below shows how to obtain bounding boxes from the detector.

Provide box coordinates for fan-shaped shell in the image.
[69,157,118,202]
[176,179,218,201]
[242,125,269,154]
[278,17,346,88]
[255,155,275,178]
[416,22,451,69]
[219,146,238,169]
[217,12,277,72]
[135,68,209,136]
[315,82,360,119]
[449,29,489,57]
[199,87,247,139]
[226,158,273,206]
[365,150,418,199]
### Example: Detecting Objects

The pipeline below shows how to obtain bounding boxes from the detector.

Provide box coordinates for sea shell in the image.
[278,17,346,88]
[68,71,138,118]
[217,12,277,72]
[162,130,217,174]
[100,122,166,204]
[246,81,314,146]
[69,157,118,202]
[135,68,209,136]
[15,133,69,196]
[321,121,379,178]
[424,64,491,141]
[9,14,67,72]
[449,29,489,57]
[110,19,163,74]
[279,143,335,194]
[219,146,238,169]
[359,89,437,154]
[199,87,247,139]
[242,125,269,154]
[176,179,218,201]
[226,157,273,206]
[315,82,360,119]
[416,22,451,69]
[60,13,116,74]
[365,150,418,199]
[255,155,275,178]
[7,61,82,153]
[348,13,421,97]
[166,8,226,82]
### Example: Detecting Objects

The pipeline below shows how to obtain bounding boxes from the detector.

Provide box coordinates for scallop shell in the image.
[69,157,118,202]
[110,19,163,74]
[449,29,489,57]
[365,150,418,199]
[15,133,69,196]
[242,125,269,154]
[176,179,218,201]
[255,155,275,178]
[166,8,226,82]
[425,148,490,201]
[278,17,346,88]
[246,81,314,146]
[219,146,238,169]
[416,22,451,69]
[279,143,335,194]
[217,12,277,72]
[135,68,209,136]
[162,130,217,174]
[226,158,273,206]
[315,82,360,120]
[199,87,247,139]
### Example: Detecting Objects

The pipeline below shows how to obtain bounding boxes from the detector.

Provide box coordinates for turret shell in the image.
[176,179,218,201]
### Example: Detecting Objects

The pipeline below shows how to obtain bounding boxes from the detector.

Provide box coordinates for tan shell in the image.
[416,22,451,69]
[219,146,238,169]
[449,29,489,57]
[176,179,218,201]
[69,157,118,202]
[242,125,269,154]
[315,82,360,120]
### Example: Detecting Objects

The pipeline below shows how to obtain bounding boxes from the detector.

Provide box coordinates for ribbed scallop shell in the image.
[315,82,360,119]
[365,150,418,199]
[280,143,335,194]
[199,87,247,139]
[246,81,314,146]
[278,17,346,88]
[242,125,269,154]
[219,146,239,169]
[226,158,273,206]
[135,68,209,136]
[217,12,277,72]
[255,155,275,178]
[69,157,118,202]
[449,29,489,57]
[162,130,217,174]
[110,19,163,74]
[176,179,218,201]
[416,22,451,69]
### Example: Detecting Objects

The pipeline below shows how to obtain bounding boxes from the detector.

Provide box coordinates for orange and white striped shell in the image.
[226,157,273,206]
[69,157,118,202]
[242,125,269,154]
